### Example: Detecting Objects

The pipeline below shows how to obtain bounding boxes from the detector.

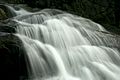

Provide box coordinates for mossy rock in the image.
[0,8,7,20]
[0,4,17,20]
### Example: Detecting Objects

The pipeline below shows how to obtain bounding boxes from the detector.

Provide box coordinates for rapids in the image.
[5,5,120,80]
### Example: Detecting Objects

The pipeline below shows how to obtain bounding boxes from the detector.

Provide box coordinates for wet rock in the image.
[0,33,28,80]
[0,22,16,33]
[0,8,7,20]
[0,18,18,33]
[0,4,17,19]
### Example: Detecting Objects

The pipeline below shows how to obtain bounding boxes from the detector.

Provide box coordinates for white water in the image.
[11,8,120,80]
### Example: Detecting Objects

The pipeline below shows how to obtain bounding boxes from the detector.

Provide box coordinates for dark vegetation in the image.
[1,0,120,34]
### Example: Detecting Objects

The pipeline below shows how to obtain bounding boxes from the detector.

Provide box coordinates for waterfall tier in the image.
[11,8,120,80]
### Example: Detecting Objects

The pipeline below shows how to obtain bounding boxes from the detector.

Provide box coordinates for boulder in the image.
[0,4,17,19]
[0,33,28,80]
[0,22,16,33]
[0,8,7,20]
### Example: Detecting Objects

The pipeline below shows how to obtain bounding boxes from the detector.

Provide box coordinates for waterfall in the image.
[10,7,120,80]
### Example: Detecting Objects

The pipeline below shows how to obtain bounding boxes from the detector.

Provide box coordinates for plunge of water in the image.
[8,7,120,80]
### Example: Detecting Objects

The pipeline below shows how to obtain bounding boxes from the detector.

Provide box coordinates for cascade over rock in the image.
[0,5,120,80]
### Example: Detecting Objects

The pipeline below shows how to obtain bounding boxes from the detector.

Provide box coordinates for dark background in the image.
[0,0,120,34]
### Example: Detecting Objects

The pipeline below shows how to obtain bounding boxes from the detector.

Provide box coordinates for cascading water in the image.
[7,6,120,80]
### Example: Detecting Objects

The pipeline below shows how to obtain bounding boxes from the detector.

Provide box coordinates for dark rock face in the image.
[0,12,18,33]
[0,33,28,80]
[0,4,28,80]
[0,4,17,19]
[0,22,16,33]
[0,8,7,20]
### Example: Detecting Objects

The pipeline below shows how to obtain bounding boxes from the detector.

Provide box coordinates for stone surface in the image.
[0,33,28,80]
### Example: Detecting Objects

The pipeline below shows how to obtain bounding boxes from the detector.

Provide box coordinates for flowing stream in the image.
[5,5,120,80]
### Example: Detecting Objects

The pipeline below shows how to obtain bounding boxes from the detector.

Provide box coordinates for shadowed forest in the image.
[0,0,120,34]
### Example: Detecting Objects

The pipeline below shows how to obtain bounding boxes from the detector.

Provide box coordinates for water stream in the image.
[5,5,120,80]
